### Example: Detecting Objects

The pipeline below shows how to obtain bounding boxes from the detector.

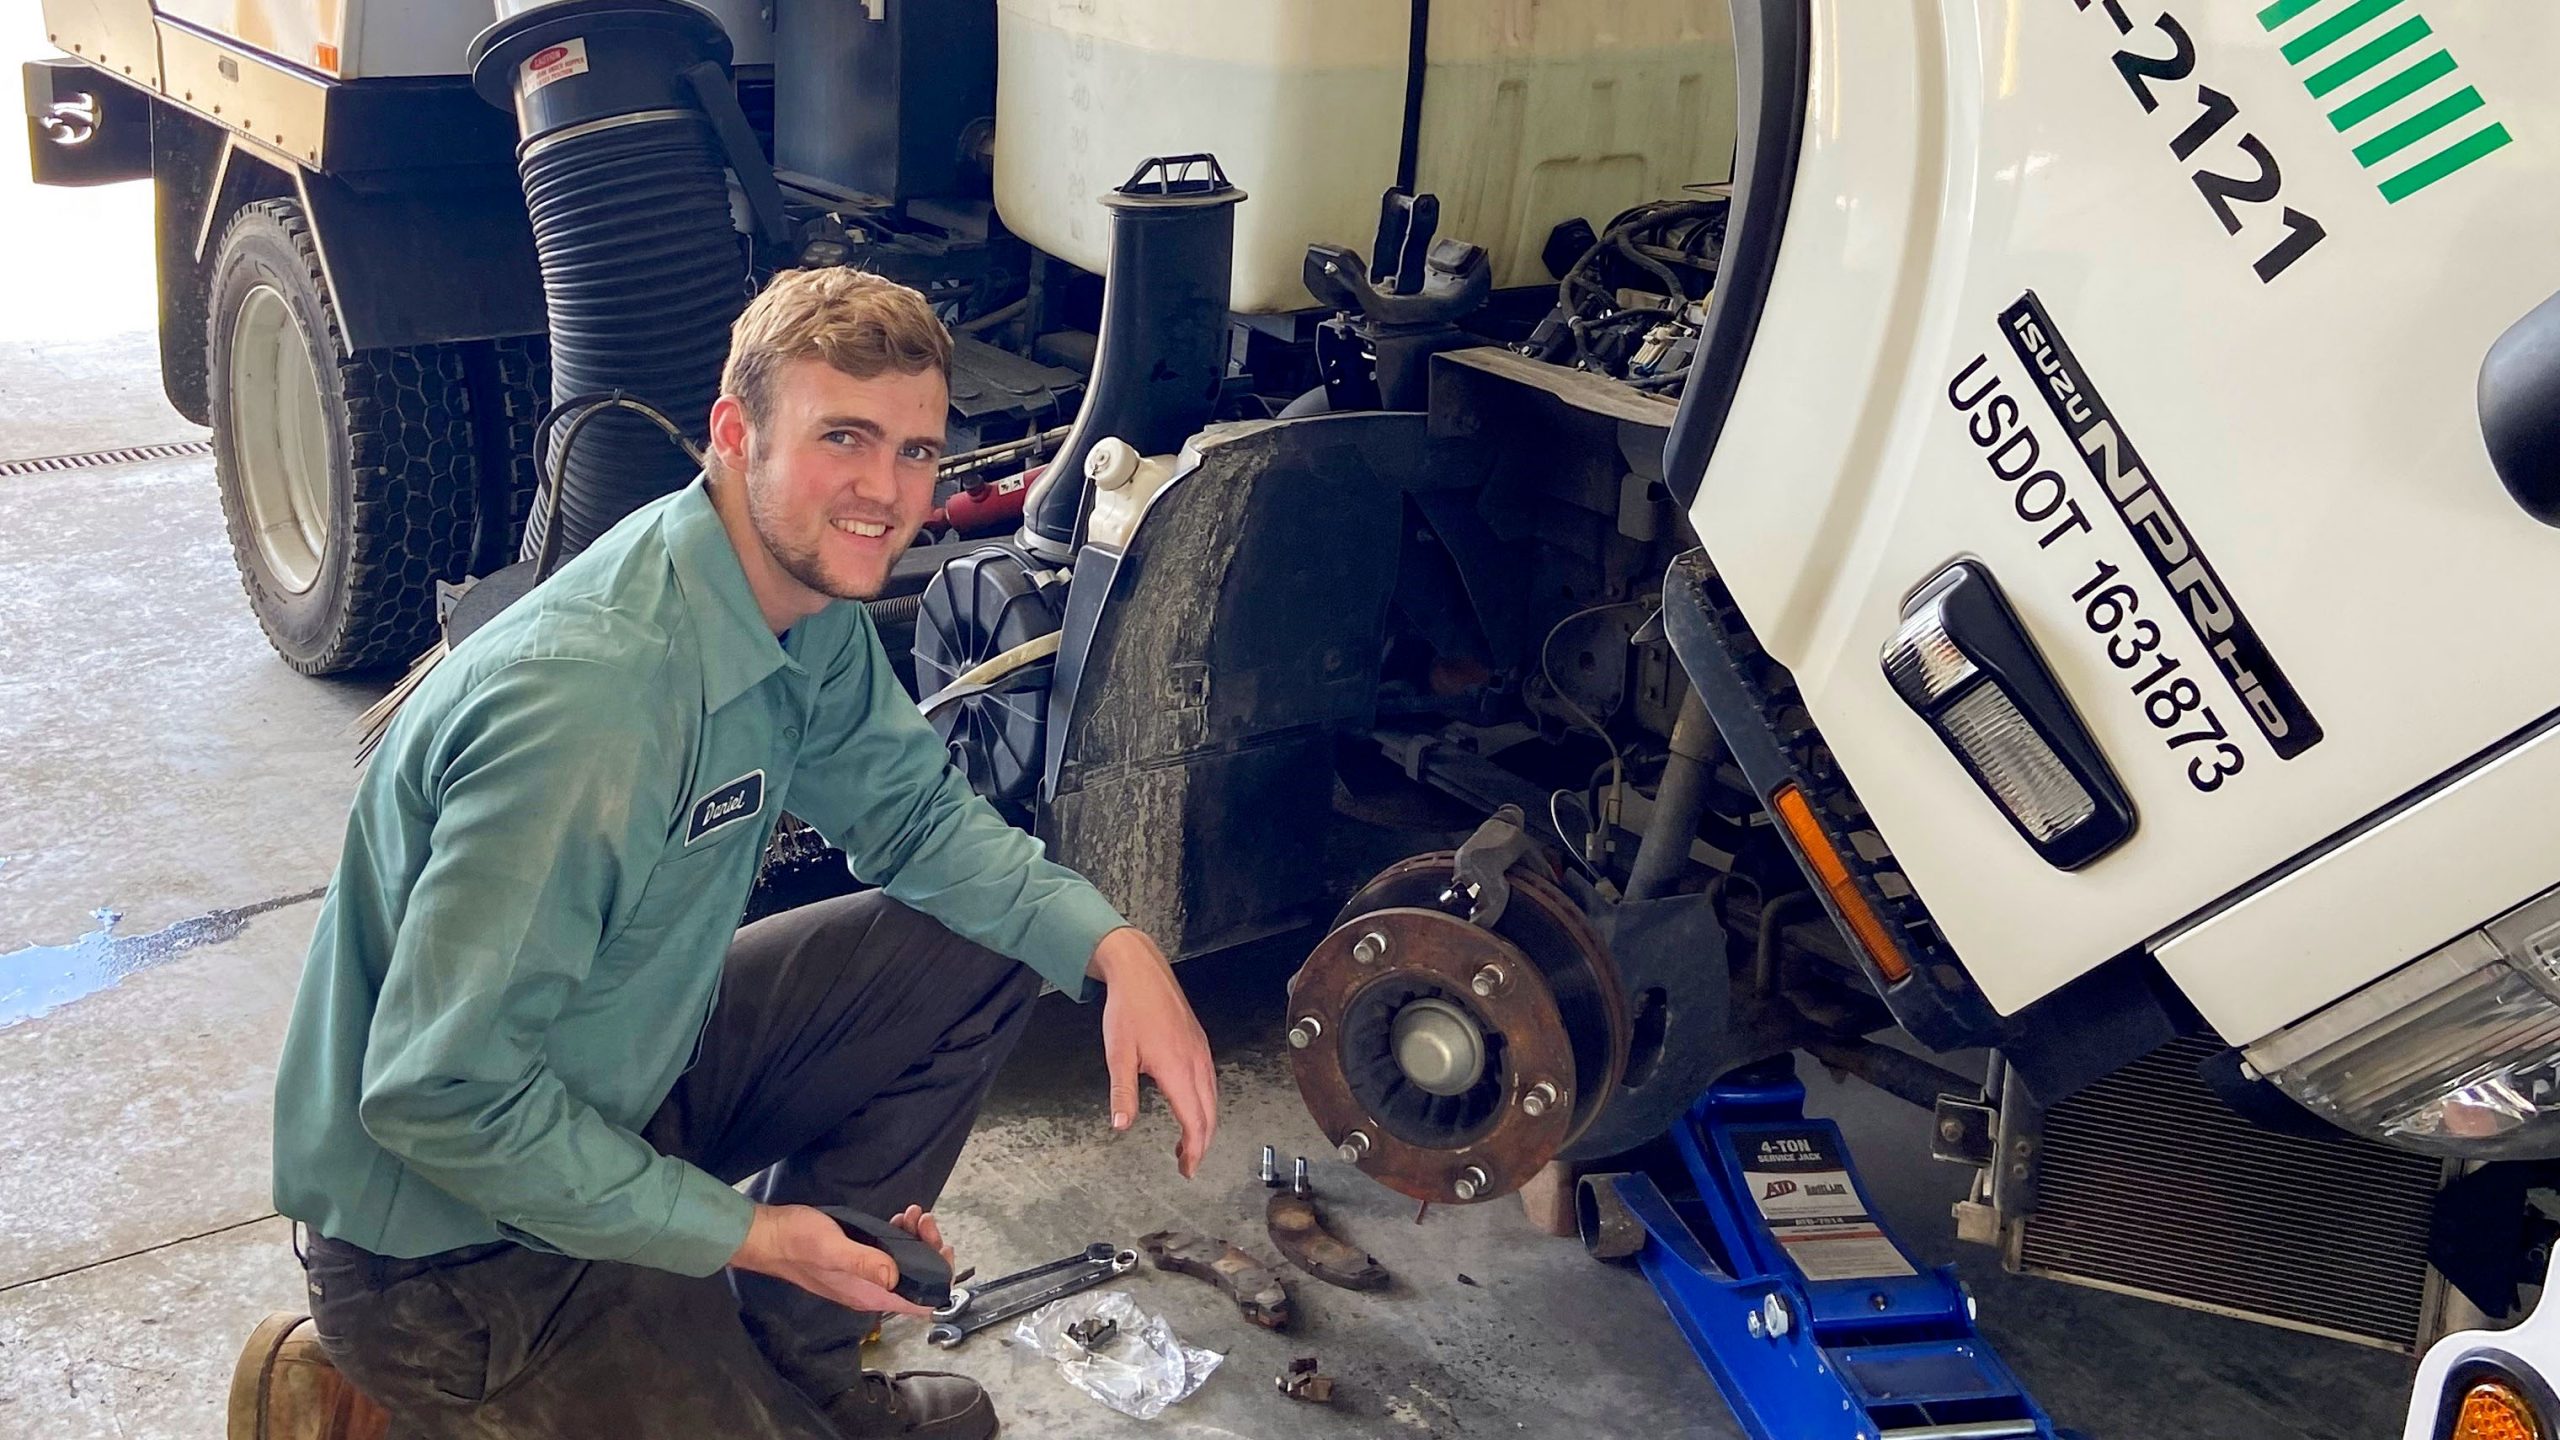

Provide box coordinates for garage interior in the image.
[1,1,2535,1437]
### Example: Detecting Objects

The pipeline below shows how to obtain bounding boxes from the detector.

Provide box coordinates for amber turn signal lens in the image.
[1770,784,1908,984]
[2453,1381,2542,1440]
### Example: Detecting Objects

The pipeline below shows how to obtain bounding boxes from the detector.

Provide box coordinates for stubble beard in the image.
[742,452,887,603]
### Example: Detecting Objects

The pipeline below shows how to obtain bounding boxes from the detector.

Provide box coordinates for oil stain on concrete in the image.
[0,887,322,1029]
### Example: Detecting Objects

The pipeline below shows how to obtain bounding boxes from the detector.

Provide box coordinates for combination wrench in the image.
[925,1244,1138,1348]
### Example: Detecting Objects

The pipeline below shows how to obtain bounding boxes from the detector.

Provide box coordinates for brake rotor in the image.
[1287,853,1627,1204]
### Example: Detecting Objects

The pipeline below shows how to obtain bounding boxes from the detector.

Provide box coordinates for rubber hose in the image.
[515,115,744,565]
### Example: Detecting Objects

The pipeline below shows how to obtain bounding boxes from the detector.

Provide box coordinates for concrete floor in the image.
[0,17,2421,1437]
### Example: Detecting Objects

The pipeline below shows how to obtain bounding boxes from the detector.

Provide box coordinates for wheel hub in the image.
[1392,997,1486,1096]
[1287,854,1628,1205]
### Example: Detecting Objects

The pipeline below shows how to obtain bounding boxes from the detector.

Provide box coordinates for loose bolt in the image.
[1293,1156,1310,1196]
[1258,1145,1279,1185]
[1352,931,1389,965]
[1521,1081,1561,1118]
[1453,1165,1490,1201]
[1288,1016,1323,1049]
[1471,964,1507,997]
[1337,1130,1371,1163]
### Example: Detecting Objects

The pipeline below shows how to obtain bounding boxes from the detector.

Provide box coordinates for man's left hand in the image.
[1090,927,1218,1177]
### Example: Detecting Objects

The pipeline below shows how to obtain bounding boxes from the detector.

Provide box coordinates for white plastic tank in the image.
[1080,436,1182,551]
[994,0,1736,314]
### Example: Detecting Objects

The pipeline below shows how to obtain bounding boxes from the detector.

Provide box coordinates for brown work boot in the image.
[820,1369,999,1438]
[227,1313,390,1440]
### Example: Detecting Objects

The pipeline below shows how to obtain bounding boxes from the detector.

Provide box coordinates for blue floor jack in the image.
[1586,1057,2080,1440]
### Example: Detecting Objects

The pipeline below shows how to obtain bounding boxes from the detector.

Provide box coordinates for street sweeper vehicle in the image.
[28,0,2560,1434]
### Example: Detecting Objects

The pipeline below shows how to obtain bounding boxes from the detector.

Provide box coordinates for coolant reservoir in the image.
[1081,437,1181,551]
[994,0,1736,313]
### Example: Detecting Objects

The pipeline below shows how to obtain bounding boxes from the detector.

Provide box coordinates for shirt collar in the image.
[662,476,806,712]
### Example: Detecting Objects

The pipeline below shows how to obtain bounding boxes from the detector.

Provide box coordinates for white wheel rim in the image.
[227,284,333,595]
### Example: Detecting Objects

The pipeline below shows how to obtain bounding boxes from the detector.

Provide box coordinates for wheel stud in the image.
[1287,1016,1323,1049]
[1453,1165,1490,1201]
[1470,964,1507,997]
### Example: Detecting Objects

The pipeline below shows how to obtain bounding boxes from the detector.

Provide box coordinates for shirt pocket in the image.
[607,736,776,949]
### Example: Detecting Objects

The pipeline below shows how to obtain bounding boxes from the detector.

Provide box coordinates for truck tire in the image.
[207,198,479,675]
[462,332,551,573]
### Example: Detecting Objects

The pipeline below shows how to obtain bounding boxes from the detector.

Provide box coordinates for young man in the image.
[262,268,1218,1439]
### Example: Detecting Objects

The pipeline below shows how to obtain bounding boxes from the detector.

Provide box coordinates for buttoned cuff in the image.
[1019,886,1129,1002]
[625,1161,757,1277]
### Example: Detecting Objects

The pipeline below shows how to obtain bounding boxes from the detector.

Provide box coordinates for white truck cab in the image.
[1681,0,2560,1157]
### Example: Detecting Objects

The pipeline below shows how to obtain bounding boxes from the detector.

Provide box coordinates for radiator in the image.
[2010,1035,2453,1352]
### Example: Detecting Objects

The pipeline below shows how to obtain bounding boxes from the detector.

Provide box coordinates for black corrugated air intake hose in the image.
[467,0,747,566]
[1018,155,1244,561]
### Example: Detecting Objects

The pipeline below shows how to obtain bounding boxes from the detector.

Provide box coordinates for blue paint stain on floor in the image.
[0,888,323,1029]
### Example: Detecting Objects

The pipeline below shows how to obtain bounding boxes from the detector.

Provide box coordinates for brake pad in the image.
[819,1207,955,1310]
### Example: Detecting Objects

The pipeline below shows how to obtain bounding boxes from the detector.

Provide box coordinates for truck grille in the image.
[2015,1035,2449,1351]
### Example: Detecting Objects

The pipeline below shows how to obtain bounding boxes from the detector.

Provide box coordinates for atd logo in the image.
[1761,1179,1797,1202]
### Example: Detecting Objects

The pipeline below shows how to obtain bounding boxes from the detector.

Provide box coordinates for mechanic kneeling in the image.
[256,269,1220,1439]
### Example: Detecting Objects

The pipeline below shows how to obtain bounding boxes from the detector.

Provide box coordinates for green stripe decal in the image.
[2305,15,2430,97]
[2282,0,2406,64]
[2266,1,2506,203]
[2353,84,2484,165]
[2379,123,2512,201]
[2327,49,2457,130]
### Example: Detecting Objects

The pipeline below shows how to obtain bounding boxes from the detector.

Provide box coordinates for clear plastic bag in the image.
[1010,1289,1222,1420]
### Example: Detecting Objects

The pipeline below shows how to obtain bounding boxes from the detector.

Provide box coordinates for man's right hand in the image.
[729,1203,947,1316]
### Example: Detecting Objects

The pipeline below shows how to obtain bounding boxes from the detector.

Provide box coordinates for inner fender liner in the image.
[1038,412,1423,959]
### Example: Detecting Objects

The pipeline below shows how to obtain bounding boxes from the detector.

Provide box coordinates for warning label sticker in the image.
[1731,1126,1916,1284]
[522,38,590,94]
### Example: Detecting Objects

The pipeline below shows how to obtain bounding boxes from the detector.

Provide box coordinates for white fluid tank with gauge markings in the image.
[993,0,1739,313]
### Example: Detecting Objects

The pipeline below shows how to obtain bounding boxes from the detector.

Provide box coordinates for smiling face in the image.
[707,356,947,618]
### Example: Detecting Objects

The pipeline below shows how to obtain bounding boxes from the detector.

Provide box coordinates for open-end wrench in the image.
[925,1247,1138,1348]
[932,1242,1120,1322]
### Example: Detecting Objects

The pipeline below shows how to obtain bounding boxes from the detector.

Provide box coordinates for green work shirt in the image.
[271,477,1126,1276]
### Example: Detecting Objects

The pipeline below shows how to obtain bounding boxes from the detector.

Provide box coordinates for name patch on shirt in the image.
[685,770,765,846]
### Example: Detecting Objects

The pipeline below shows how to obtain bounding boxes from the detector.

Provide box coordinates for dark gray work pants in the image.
[301,892,1045,1438]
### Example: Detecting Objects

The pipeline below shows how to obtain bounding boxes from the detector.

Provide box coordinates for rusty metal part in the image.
[1137,1230,1291,1330]
[1267,1189,1391,1291]
[1575,1172,1647,1262]
[1277,1357,1334,1404]
[1287,853,1627,1206]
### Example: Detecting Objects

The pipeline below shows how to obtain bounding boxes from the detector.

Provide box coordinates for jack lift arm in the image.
[1586,1058,2084,1440]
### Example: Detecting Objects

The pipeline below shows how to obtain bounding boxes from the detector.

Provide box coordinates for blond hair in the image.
[721,268,952,426]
